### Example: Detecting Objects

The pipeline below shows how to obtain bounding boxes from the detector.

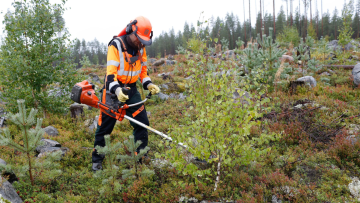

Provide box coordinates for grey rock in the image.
[157,72,171,77]
[185,76,193,80]
[320,72,331,76]
[44,126,59,137]
[169,93,187,100]
[233,88,251,105]
[48,87,65,98]
[0,178,23,203]
[328,69,336,74]
[167,55,174,60]
[36,139,61,153]
[166,60,176,65]
[88,73,101,84]
[280,55,294,63]
[328,40,355,51]
[160,83,169,91]
[157,92,169,100]
[296,76,317,88]
[272,195,282,203]
[153,59,166,66]
[223,50,235,58]
[88,116,99,132]
[151,158,173,169]
[0,159,6,166]
[37,147,69,158]
[351,55,360,61]
[352,63,360,86]
[212,70,232,77]
[148,58,157,64]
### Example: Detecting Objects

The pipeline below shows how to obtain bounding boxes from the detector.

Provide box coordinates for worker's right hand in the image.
[115,87,129,103]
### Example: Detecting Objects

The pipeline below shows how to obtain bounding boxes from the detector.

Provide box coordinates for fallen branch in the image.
[322,65,354,69]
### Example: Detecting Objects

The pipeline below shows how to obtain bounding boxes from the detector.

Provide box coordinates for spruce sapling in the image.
[0,100,61,186]
[94,135,123,195]
[117,135,154,180]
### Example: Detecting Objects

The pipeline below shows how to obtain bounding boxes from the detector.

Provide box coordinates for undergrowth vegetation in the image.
[1,4,360,203]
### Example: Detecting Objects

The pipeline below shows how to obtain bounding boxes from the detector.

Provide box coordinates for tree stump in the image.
[70,104,84,119]
[289,81,305,95]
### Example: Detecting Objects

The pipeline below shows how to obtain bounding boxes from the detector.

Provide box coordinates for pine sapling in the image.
[317,36,331,61]
[94,135,123,195]
[0,100,53,186]
[117,135,154,180]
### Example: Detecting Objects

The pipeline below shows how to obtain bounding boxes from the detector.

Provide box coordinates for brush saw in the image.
[70,80,186,148]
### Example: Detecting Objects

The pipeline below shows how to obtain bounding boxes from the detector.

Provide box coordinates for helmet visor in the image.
[136,33,152,46]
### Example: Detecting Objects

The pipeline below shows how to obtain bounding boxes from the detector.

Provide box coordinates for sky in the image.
[0,0,341,44]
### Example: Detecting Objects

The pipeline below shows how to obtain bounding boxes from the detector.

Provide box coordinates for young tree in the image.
[0,0,79,115]
[0,100,62,186]
[338,0,354,51]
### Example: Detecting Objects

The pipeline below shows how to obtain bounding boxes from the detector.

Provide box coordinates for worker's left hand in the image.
[148,84,160,94]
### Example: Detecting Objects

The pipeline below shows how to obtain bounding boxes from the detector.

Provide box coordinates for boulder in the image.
[184,76,193,80]
[320,72,331,76]
[166,60,176,65]
[352,64,360,86]
[148,58,157,64]
[281,55,294,63]
[296,76,317,88]
[169,93,187,100]
[87,116,99,132]
[349,177,360,201]
[36,139,61,153]
[233,88,251,105]
[37,147,69,158]
[43,126,59,137]
[351,55,360,61]
[328,40,355,51]
[223,50,235,58]
[167,55,174,60]
[157,72,171,77]
[0,159,18,184]
[157,92,169,100]
[160,82,185,93]
[0,178,23,203]
[0,159,6,166]
[48,87,64,98]
[88,73,101,84]
[152,59,166,66]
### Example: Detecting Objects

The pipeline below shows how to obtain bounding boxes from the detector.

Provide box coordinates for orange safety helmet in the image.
[118,16,153,46]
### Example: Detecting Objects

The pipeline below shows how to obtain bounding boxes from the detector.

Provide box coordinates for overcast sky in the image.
[0,0,342,44]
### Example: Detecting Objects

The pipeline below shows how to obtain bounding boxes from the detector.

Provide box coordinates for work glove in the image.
[148,84,160,95]
[115,87,129,103]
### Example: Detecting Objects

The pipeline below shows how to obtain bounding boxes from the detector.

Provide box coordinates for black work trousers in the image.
[92,86,149,163]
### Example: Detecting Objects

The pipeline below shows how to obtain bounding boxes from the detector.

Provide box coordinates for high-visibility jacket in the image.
[105,36,152,93]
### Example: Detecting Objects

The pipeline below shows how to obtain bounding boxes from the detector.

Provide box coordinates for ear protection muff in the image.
[126,20,138,35]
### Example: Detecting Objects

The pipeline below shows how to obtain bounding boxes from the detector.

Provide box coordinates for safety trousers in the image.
[92,87,149,163]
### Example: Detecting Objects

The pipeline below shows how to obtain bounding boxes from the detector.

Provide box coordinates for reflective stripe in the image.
[142,77,151,85]
[107,60,120,67]
[141,62,147,66]
[140,49,143,55]
[109,81,119,90]
[113,39,125,72]
[118,69,142,77]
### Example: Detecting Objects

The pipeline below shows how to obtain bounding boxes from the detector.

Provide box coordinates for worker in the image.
[92,16,160,171]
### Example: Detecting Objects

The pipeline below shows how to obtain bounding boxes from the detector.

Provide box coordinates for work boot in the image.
[92,162,103,172]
